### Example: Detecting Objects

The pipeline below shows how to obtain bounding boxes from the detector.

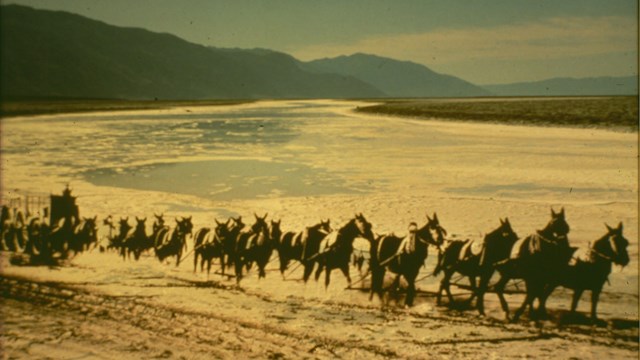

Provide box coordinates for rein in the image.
[535,232,566,246]
[589,246,615,262]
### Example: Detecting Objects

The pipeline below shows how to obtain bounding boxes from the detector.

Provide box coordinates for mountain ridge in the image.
[0,4,384,100]
[302,53,491,98]
[482,76,638,96]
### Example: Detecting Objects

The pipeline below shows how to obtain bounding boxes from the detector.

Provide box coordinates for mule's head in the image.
[354,213,375,243]
[83,216,99,233]
[269,219,282,240]
[135,217,147,231]
[119,217,131,232]
[230,216,245,232]
[154,213,165,226]
[483,217,519,253]
[320,219,333,234]
[425,212,447,247]
[251,213,269,234]
[214,218,230,241]
[103,215,113,227]
[548,207,570,240]
[597,222,630,267]
[176,216,193,236]
[497,217,518,244]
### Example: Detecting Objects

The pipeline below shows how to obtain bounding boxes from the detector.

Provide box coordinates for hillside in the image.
[302,53,491,98]
[0,5,384,100]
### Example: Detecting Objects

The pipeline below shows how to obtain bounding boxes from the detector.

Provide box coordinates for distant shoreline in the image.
[0,98,256,118]
[1,97,638,133]
[354,96,639,132]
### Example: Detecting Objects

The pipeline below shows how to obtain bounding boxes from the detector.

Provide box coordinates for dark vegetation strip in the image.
[0,98,255,118]
[355,96,639,132]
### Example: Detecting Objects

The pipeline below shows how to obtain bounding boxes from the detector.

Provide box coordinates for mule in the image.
[434,218,518,307]
[552,222,630,322]
[234,213,274,284]
[311,213,375,289]
[24,218,45,256]
[272,219,332,279]
[47,216,77,257]
[220,216,245,275]
[151,213,165,245]
[154,216,193,266]
[1,208,27,252]
[121,217,151,260]
[192,218,228,277]
[370,213,446,307]
[492,208,572,321]
[108,217,132,252]
[71,216,99,254]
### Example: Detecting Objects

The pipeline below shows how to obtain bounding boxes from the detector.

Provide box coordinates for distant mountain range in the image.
[483,76,638,96]
[0,5,636,100]
[302,54,490,97]
[0,5,382,100]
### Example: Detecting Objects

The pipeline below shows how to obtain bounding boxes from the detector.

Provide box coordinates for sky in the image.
[2,0,638,84]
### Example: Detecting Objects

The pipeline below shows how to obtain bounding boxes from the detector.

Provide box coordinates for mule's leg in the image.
[404,270,420,308]
[340,263,351,288]
[220,254,227,276]
[234,257,244,285]
[570,288,584,313]
[476,272,492,316]
[206,259,212,281]
[369,267,384,301]
[279,254,289,278]
[467,276,478,305]
[590,286,602,322]
[492,274,511,320]
[314,261,324,282]
[536,282,557,320]
[303,262,314,283]
[513,290,535,322]
[258,259,266,279]
[437,269,453,305]
[324,266,332,289]
[405,279,417,307]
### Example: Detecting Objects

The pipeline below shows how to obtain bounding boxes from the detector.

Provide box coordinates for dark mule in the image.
[109,217,132,253]
[192,219,228,277]
[1,208,27,252]
[100,215,116,252]
[370,213,446,307]
[311,213,375,289]
[151,213,165,244]
[24,218,46,256]
[492,208,572,321]
[47,216,77,257]
[272,219,332,279]
[0,206,9,236]
[434,218,518,307]
[121,217,152,260]
[234,213,274,284]
[220,216,245,275]
[154,216,193,266]
[71,216,99,254]
[553,222,630,322]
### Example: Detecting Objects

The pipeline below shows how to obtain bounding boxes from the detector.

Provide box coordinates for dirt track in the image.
[1,262,637,359]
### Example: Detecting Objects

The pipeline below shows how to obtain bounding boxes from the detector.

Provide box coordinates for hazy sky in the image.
[3,0,638,84]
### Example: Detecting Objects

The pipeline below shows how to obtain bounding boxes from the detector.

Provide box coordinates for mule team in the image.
[1,204,630,323]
